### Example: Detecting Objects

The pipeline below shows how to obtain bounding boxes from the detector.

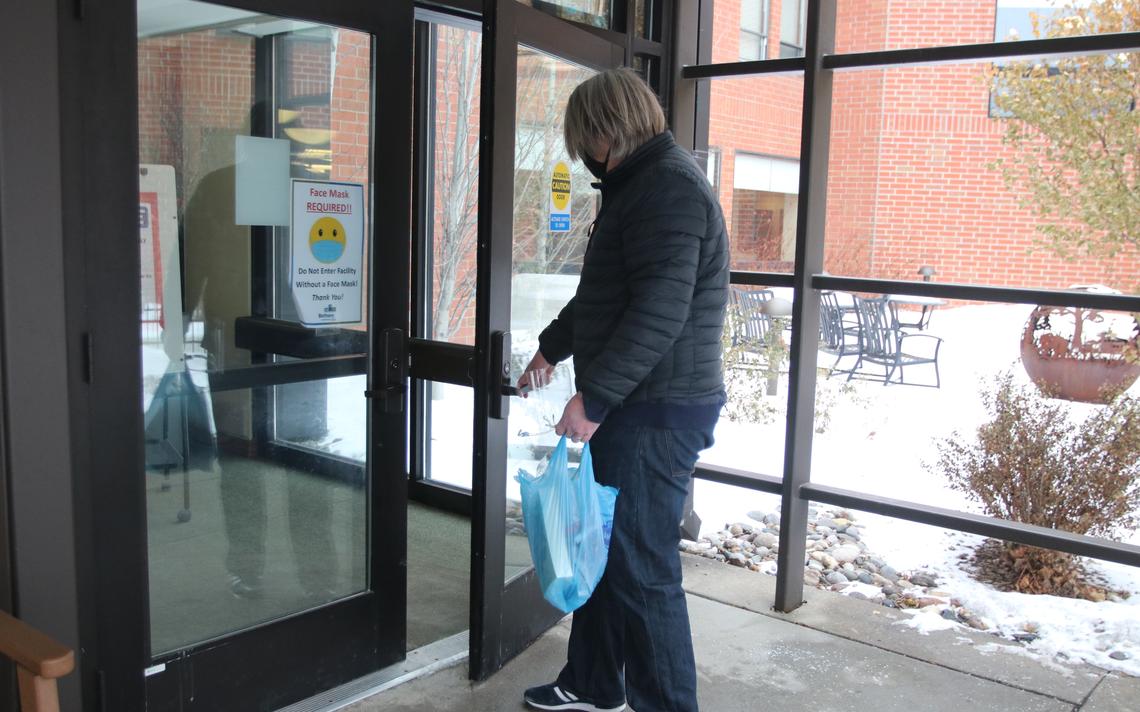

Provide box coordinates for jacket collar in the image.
[591,131,675,192]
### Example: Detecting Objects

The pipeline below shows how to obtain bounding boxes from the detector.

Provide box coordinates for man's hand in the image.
[517,351,555,397]
[555,392,600,443]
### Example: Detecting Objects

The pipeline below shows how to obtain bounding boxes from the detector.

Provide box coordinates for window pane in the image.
[825,58,1140,296]
[740,32,764,61]
[423,22,482,344]
[741,0,763,32]
[634,0,654,40]
[506,47,597,582]
[778,42,805,59]
[836,0,1136,54]
[713,0,768,62]
[422,381,475,490]
[811,294,1140,535]
[518,0,612,29]
[701,284,796,475]
[145,380,367,653]
[275,373,366,462]
[780,0,804,48]
[139,0,371,653]
[707,74,805,274]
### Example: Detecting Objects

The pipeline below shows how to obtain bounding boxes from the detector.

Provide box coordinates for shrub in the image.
[933,370,1140,598]
[721,304,780,425]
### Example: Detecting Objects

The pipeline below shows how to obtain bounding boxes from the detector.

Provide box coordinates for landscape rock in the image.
[754,532,778,549]
[910,572,939,587]
[832,545,861,564]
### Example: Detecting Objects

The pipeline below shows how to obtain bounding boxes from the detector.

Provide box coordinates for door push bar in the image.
[365,328,407,413]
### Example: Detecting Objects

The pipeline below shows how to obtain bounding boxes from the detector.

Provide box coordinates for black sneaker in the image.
[228,574,263,600]
[523,682,625,711]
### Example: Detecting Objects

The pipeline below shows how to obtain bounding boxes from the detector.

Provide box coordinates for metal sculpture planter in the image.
[1020,295,1140,404]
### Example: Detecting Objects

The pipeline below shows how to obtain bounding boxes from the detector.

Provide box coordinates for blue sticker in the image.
[550,213,570,232]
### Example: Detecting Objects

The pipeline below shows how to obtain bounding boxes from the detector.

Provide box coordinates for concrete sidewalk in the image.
[345,555,1139,712]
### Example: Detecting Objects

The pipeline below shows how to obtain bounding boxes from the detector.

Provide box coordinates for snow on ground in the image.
[690,301,1140,677]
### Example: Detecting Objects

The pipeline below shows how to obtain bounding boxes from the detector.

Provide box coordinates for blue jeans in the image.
[556,423,713,712]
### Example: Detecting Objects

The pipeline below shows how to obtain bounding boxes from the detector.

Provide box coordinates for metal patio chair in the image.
[819,290,861,375]
[849,295,942,387]
[728,287,774,360]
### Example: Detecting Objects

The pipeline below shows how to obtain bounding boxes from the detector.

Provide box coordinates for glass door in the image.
[135,1,411,709]
[470,0,625,679]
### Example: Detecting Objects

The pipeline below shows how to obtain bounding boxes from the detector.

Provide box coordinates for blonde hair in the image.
[563,67,666,164]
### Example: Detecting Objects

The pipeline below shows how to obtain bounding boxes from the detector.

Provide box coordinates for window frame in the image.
[674,0,1140,615]
[740,0,770,61]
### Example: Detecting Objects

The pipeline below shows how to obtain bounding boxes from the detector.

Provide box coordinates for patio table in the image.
[886,294,946,331]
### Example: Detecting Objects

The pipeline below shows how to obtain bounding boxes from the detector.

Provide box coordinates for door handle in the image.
[365,328,407,413]
[490,331,511,420]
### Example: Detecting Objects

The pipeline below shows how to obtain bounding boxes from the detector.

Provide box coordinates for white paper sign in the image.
[235,135,290,226]
[139,164,184,362]
[290,179,365,327]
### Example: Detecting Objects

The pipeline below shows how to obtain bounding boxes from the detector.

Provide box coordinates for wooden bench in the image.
[0,610,75,712]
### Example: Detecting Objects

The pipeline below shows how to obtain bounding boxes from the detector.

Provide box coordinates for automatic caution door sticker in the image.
[549,161,571,233]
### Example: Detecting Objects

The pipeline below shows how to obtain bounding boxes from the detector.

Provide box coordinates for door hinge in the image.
[82,332,94,384]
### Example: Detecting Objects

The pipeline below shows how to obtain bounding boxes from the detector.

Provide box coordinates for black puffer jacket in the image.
[538,131,729,425]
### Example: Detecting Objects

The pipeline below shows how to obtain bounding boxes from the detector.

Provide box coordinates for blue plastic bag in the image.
[516,436,619,613]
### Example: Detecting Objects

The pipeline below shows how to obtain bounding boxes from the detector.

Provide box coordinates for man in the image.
[519,68,729,712]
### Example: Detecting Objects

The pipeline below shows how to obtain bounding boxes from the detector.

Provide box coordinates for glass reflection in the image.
[138,0,370,653]
[505,47,597,581]
[519,0,612,29]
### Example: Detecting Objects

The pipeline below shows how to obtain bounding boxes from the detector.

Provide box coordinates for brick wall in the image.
[138,32,255,209]
[709,0,1140,293]
[139,28,375,330]
[709,0,805,270]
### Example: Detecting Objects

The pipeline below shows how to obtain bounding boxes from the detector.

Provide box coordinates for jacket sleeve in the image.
[537,295,576,365]
[578,177,705,409]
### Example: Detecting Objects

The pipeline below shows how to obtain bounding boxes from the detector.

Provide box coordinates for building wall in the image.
[708,0,1140,292]
[709,0,805,271]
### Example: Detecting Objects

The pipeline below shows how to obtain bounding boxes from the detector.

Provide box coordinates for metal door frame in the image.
[77,0,414,709]
[469,0,626,680]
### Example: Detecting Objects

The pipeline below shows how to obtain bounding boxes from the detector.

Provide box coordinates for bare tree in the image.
[429,31,597,341]
[431,26,482,340]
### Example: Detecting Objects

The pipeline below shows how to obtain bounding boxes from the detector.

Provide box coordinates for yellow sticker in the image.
[551,161,571,211]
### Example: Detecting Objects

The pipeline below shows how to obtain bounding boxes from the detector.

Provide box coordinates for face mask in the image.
[581,148,611,181]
